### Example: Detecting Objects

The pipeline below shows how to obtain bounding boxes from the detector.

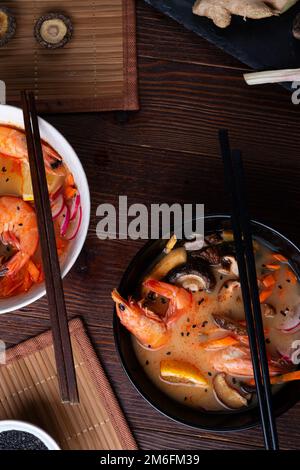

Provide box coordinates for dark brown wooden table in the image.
[1,1,300,450]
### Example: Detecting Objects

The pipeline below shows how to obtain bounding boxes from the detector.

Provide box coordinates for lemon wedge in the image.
[21,163,64,201]
[160,359,208,387]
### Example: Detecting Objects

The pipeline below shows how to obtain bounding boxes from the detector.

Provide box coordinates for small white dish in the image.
[0,104,90,314]
[0,420,60,450]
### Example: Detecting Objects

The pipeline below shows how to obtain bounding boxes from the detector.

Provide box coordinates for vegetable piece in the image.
[160,359,209,386]
[59,204,70,237]
[259,289,273,303]
[265,263,281,271]
[51,193,64,219]
[69,193,81,221]
[212,313,248,336]
[218,255,239,276]
[278,304,300,333]
[193,0,274,29]
[65,205,82,241]
[261,273,276,289]
[166,259,216,292]
[64,185,77,200]
[213,373,248,409]
[201,336,239,351]
[0,7,16,47]
[269,370,300,385]
[244,68,300,86]
[272,253,288,262]
[164,234,177,254]
[34,13,73,49]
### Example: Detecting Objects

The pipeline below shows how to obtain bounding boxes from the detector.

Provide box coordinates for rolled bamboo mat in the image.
[0,0,138,113]
[0,318,137,450]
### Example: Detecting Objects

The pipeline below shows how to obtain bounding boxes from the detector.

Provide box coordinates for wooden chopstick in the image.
[21,91,79,404]
[219,129,278,450]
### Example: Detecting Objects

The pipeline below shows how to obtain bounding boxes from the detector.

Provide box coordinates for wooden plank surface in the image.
[0,1,300,450]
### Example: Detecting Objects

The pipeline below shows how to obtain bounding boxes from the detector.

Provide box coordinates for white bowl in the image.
[0,104,90,314]
[0,420,60,450]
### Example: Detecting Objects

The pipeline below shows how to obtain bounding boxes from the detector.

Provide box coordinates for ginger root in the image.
[192,0,295,28]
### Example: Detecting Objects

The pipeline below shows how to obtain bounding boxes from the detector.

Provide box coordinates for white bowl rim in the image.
[0,419,60,450]
[0,104,91,314]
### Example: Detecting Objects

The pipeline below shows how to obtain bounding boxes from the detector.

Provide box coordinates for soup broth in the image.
[124,234,300,411]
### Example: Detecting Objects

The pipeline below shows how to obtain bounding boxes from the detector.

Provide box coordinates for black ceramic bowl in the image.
[113,215,300,431]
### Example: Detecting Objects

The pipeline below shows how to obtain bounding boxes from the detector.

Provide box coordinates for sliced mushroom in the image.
[213,373,248,410]
[184,233,205,251]
[166,259,216,292]
[212,313,247,336]
[218,255,239,277]
[218,280,241,302]
[261,303,276,318]
[193,245,221,265]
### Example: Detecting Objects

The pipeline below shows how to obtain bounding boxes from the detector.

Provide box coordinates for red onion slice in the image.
[65,205,82,241]
[278,304,300,334]
[59,204,70,237]
[51,193,64,220]
[70,193,81,221]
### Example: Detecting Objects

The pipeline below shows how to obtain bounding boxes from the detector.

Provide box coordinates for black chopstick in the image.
[21,91,79,404]
[219,129,278,450]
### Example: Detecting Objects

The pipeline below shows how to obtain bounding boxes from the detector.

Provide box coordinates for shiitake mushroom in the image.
[0,7,16,47]
[34,13,73,49]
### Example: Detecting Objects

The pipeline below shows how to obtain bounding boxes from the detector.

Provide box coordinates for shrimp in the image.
[0,125,64,176]
[112,279,194,349]
[210,345,285,378]
[0,197,39,278]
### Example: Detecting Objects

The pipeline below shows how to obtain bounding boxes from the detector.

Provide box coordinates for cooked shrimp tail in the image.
[112,289,170,349]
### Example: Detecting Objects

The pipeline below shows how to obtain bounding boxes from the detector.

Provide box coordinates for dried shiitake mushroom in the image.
[34,12,73,49]
[0,7,16,47]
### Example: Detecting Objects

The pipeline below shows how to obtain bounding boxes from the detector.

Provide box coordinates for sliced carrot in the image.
[286,268,297,285]
[201,336,239,351]
[261,273,276,289]
[272,253,288,263]
[27,260,40,283]
[64,185,77,200]
[249,371,300,386]
[265,263,281,271]
[259,289,273,303]
[65,173,75,187]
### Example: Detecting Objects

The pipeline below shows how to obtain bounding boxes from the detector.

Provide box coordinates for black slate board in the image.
[145,0,300,79]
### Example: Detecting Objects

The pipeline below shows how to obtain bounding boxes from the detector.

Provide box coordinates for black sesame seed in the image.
[266,338,271,344]
[17,206,20,211]
[145,360,149,366]
[198,298,204,306]
[219,275,223,280]
[184,397,187,401]
[205,389,208,393]
[5,178,9,183]
[18,223,23,227]
[278,285,282,289]
[166,351,171,355]
[280,310,287,317]
[1,167,7,173]
[187,332,190,337]
[181,332,184,337]
[192,324,197,328]
[286,279,291,283]
[208,372,212,377]
[201,321,208,328]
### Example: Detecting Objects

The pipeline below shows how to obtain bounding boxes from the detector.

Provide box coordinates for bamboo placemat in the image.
[0,318,137,450]
[0,0,138,113]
